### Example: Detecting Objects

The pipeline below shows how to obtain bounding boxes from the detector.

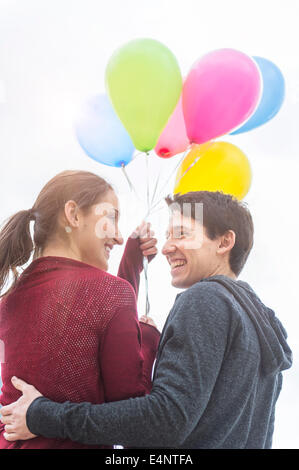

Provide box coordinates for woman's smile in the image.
[104,243,113,259]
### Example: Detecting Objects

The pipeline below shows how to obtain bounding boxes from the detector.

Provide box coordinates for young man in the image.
[0,191,292,448]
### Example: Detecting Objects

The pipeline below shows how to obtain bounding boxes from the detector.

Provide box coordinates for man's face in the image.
[162,210,222,289]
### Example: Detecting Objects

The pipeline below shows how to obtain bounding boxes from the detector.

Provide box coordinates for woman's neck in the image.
[41,241,82,263]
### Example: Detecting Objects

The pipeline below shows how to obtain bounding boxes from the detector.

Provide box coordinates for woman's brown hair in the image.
[0,170,113,297]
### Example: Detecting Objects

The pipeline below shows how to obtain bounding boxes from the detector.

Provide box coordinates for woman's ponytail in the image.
[0,209,34,296]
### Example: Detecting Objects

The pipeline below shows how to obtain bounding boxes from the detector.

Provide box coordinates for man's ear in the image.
[217,230,236,255]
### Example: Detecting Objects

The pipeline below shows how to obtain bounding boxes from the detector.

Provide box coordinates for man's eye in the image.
[166,230,191,239]
[178,232,192,239]
[173,231,184,239]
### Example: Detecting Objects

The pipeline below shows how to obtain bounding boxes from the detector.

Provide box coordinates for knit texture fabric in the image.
[0,239,160,449]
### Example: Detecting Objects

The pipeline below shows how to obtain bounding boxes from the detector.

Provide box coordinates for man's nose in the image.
[162,240,176,256]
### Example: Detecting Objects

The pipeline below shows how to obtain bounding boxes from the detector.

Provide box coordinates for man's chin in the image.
[171,276,189,289]
[171,273,203,289]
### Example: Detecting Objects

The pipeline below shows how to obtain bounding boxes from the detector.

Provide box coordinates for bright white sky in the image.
[0,0,298,449]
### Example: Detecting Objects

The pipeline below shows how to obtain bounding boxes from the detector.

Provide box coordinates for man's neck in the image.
[209,265,237,280]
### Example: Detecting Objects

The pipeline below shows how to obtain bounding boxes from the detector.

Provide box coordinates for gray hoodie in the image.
[27,275,293,448]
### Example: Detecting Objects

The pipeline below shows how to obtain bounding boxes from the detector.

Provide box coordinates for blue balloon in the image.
[231,57,285,135]
[75,94,135,167]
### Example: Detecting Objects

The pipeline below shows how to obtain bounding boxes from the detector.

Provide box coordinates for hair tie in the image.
[28,208,36,221]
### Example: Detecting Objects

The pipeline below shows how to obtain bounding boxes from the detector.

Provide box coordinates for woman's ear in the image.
[64,200,80,229]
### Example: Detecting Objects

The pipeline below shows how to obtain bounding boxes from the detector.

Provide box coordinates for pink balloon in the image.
[183,49,262,145]
[155,95,190,158]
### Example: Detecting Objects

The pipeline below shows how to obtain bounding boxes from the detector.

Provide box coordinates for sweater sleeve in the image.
[117,236,155,298]
[100,302,160,402]
[139,322,161,384]
[117,237,143,298]
[26,284,231,447]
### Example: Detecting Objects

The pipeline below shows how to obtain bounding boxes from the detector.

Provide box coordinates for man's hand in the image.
[0,376,43,441]
[139,315,158,329]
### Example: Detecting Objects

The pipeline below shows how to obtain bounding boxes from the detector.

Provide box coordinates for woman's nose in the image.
[114,230,124,245]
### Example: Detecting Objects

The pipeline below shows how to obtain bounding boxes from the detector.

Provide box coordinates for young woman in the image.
[0,170,160,449]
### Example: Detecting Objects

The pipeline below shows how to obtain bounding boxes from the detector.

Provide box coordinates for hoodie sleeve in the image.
[26,283,232,447]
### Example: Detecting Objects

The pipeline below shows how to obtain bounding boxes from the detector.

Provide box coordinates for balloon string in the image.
[157,145,191,194]
[145,152,150,210]
[144,145,191,218]
[143,151,150,317]
[176,151,200,184]
[121,164,142,202]
[134,150,144,159]
[143,256,150,316]
[148,203,166,217]
[150,170,161,208]
[122,155,150,317]
[175,141,214,186]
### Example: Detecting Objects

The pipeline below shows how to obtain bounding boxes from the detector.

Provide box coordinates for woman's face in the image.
[76,189,123,271]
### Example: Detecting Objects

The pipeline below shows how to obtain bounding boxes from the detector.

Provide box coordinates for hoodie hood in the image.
[203,275,293,376]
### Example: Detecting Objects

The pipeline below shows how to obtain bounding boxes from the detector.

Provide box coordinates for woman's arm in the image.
[117,222,157,298]
[99,295,160,402]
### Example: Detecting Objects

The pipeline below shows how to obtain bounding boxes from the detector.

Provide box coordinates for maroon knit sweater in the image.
[0,237,160,449]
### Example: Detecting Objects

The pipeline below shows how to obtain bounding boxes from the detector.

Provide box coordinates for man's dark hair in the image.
[165,191,254,277]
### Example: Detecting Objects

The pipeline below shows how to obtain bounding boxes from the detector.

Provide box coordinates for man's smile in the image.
[167,257,188,274]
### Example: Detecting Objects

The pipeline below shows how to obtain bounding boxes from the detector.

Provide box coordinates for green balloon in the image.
[105,38,182,152]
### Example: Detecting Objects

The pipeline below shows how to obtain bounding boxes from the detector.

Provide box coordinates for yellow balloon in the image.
[174,141,252,200]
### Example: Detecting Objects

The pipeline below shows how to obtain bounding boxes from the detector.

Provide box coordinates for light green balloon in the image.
[105,38,182,152]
